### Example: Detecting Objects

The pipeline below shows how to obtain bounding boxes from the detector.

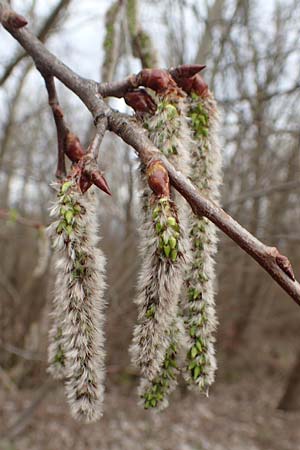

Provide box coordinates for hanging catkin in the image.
[180,75,222,392]
[48,177,107,422]
[127,73,192,408]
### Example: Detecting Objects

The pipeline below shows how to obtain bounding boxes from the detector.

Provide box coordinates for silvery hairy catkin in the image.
[47,178,107,423]
[130,81,192,408]
[138,316,186,411]
[183,86,222,393]
[131,193,187,381]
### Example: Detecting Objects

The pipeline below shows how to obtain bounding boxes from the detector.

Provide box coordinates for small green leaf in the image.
[164,245,171,258]
[188,360,197,370]
[146,305,155,318]
[191,346,198,359]
[190,326,196,337]
[170,249,177,262]
[167,216,176,227]
[155,222,162,233]
[165,104,177,119]
[73,204,81,214]
[65,210,74,224]
[56,221,65,234]
[65,225,73,236]
[61,181,73,194]
[193,365,201,380]
[196,340,202,352]
[169,236,177,249]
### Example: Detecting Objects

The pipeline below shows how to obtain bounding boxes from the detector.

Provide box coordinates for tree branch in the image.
[42,74,67,179]
[1,2,299,306]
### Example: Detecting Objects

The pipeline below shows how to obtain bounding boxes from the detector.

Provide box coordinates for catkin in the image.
[48,179,107,422]
[183,89,222,392]
[131,86,192,407]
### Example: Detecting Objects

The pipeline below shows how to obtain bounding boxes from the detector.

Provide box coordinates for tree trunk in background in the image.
[278,351,300,411]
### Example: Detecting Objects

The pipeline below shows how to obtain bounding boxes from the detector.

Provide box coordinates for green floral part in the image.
[186,335,208,382]
[188,96,209,139]
[56,182,82,237]
[152,197,180,262]
[145,304,155,319]
[142,341,178,409]
[144,99,181,156]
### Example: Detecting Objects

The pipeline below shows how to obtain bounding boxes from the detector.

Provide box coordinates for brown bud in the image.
[170,64,206,80]
[175,73,209,97]
[124,89,157,114]
[7,13,28,29]
[79,173,92,194]
[137,69,178,94]
[147,160,170,198]
[276,254,295,281]
[65,132,85,163]
[90,170,111,196]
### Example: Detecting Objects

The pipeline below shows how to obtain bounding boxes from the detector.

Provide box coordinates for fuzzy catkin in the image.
[131,89,192,405]
[131,195,187,381]
[183,91,222,392]
[47,268,66,380]
[48,179,107,423]
[138,317,186,411]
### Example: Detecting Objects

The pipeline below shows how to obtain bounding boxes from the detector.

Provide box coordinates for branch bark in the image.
[42,74,67,179]
[1,2,299,306]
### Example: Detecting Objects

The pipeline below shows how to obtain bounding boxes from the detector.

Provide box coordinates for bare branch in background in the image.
[0,3,299,306]
[0,0,72,85]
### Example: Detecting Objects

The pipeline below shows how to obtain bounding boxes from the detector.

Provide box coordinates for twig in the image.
[0,208,43,229]
[224,180,300,208]
[0,380,55,440]
[88,118,108,159]
[0,0,72,85]
[42,74,67,178]
[1,2,299,306]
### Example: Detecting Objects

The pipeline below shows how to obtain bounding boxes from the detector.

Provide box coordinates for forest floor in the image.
[0,360,299,450]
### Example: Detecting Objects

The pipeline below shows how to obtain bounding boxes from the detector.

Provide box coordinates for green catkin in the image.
[131,86,192,409]
[183,90,222,393]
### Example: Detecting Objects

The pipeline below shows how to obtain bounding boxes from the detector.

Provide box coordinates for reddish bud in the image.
[90,171,111,196]
[79,173,92,194]
[147,160,170,198]
[8,13,28,29]
[170,64,206,80]
[65,132,85,163]
[137,69,178,94]
[170,64,208,97]
[276,254,295,281]
[124,89,157,114]
[175,74,209,97]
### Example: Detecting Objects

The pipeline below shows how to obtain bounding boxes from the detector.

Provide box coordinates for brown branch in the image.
[42,74,67,178]
[1,3,299,306]
[224,180,300,208]
[0,208,43,229]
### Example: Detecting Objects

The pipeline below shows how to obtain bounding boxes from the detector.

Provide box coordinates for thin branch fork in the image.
[1,2,300,306]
